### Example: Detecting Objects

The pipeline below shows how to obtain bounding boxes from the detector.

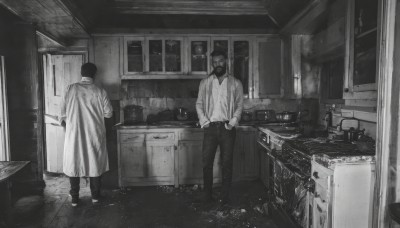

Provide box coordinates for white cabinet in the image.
[118,131,176,187]
[117,127,259,187]
[311,160,375,228]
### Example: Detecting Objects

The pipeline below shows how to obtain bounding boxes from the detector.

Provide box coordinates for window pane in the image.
[233,41,249,94]
[127,40,143,72]
[321,58,344,99]
[165,40,181,72]
[354,32,377,85]
[258,40,281,96]
[191,41,208,72]
[213,40,228,54]
[149,40,163,72]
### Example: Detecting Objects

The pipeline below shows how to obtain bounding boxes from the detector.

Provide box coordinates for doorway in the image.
[43,54,83,173]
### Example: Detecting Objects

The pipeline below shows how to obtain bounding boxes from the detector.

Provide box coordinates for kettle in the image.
[343,127,365,142]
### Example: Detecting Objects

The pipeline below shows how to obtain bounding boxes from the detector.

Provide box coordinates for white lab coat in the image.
[59,77,113,177]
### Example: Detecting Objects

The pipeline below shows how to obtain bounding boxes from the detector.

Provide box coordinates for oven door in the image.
[274,158,310,228]
[258,140,275,193]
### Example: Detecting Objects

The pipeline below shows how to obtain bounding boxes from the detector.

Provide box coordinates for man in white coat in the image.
[59,62,113,207]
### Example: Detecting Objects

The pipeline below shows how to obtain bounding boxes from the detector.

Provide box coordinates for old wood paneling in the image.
[93,37,121,100]
[5,23,44,187]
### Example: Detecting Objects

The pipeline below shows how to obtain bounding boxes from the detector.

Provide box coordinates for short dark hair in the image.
[210,50,227,59]
[81,62,97,78]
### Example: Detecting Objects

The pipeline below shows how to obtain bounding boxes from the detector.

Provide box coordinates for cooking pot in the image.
[124,105,144,125]
[255,110,275,121]
[276,111,297,123]
[241,111,253,122]
[343,128,365,142]
[175,107,189,121]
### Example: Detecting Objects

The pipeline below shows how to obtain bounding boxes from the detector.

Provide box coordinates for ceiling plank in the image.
[111,0,268,15]
[0,0,91,40]
[280,0,330,35]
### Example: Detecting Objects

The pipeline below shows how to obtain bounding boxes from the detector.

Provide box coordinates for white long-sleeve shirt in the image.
[196,74,244,128]
[210,76,229,122]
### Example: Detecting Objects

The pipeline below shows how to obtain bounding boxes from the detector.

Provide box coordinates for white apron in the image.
[59,77,113,177]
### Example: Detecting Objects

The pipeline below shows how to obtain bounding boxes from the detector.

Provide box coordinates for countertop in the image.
[114,121,287,130]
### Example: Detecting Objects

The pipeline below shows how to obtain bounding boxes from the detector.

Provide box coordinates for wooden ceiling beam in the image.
[111,0,268,15]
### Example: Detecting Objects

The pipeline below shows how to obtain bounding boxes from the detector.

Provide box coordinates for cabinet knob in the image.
[313,171,319,179]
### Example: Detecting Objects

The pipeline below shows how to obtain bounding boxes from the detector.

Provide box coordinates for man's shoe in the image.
[71,196,79,207]
[92,198,99,204]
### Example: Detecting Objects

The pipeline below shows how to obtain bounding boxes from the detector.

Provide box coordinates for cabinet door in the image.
[178,140,222,185]
[233,129,259,181]
[178,140,203,184]
[124,37,145,74]
[259,148,268,187]
[232,38,252,97]
[211,37,231,75]
[188,37,210,75]
[120,142,147,179]
[345,0,379,94]
[254,37,283,98]
[146,37,184,74]
[145,142,175,182]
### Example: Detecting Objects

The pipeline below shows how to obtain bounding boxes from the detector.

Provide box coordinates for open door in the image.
[44,54,83,173]
[0,56,10,161]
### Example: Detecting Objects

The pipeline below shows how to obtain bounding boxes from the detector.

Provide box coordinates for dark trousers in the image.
[202,124,236,199]
[69,176,101,199]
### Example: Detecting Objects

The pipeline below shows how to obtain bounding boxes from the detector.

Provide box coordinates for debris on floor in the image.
[8,174,279,228]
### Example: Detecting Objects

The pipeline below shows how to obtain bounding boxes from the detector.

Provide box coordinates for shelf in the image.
[355,27,377,40]
[121,74,207,80]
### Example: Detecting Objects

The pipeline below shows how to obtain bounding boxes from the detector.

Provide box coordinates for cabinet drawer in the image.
[146,132,175,141]
[120,133,145,143]
[179,131,203,141]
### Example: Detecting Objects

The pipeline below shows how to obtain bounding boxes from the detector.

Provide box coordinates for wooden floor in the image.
[7,174,281,228]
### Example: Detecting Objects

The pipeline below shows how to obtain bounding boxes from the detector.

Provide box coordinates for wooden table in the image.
[0,161,30,226]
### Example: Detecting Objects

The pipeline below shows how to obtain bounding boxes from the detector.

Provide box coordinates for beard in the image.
[214,66,226,77]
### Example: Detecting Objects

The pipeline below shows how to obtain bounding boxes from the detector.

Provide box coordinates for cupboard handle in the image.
[125,136,139,140]
[313,172,319,179]
[153,136,168,139]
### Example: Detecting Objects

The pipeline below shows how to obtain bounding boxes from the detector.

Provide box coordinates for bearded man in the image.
[195,50,244,205]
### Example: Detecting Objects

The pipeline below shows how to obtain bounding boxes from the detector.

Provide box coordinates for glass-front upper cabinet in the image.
[188,37,210,75]
[147,37,183,74]
[124,37,145,74]
[232,38,252,96]
[123,36,183,75]
[211,38,230,74]
[346,0,378,92]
